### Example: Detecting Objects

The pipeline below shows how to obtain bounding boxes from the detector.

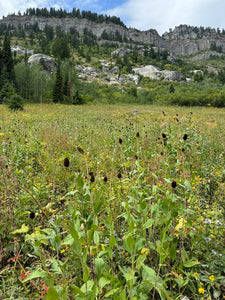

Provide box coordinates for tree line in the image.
[15,7,126,27]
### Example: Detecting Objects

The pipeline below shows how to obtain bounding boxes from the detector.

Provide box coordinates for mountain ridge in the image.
[1,13,225,56]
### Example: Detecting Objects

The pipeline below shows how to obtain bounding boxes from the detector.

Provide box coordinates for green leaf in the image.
[46,287,60,300]
[95,258,105,279]
[49,258,62,274]
[124,234,135,253]
[104,288,121,297]
[70,285,85,297]
[83,265,89,283]
[12,224,29,234]
[65,190,79,196]
[69,226,79,241]
[99,277,111,289]
[183,260,200,268]
[184,180,192,190]
[142,265,157,282]
[135,237,146,251]
[109,234,116,247]
[124,269,136,282]
[213,289,221,299]
[143,219,154,229]
[62,234,74,245]
[93,231,99,245]
[23,268,48,282]
[72,240,82,256]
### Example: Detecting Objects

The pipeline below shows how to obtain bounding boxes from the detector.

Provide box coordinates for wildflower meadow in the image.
[0,103,225,299]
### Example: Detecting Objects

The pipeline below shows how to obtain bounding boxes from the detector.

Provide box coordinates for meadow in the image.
[0,103,225,300]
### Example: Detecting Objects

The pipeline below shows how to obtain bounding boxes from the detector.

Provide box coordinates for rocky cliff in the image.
[1,15,225,56]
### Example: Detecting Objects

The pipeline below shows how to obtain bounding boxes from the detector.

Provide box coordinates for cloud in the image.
[106,0,225,34]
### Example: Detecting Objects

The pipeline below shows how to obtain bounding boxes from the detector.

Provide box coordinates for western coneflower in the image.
[119,138,123,144]
[103,176,108,182]
[77,146,84,153]
[136,132,140,137]
[90,174,95,182]
[117,172,122,179]
[64,158,69,167]
[171,181,177,188]
[30,211,35,219]
[183,134,188,140]
[162,133,167,139]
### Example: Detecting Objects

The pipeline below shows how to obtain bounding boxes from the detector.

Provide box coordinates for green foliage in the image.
[52,37,70,60]
[1,104,225,299]
[7,93,24,111]
[53,62,63,103]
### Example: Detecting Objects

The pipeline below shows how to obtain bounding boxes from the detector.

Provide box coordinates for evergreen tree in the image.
[53,61,63,103]
[52,37,70,60]
[0,48,3,78]
[2,32,14,81]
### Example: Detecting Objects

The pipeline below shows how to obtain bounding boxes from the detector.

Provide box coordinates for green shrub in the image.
[7,94,24,111]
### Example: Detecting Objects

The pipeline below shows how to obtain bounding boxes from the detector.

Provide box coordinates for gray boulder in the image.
[133,65,161,80]
[11,45,33,56]
[161,70,186,82]
[111,47,133,57]
[133,65,186,82]
[28,54,56,72]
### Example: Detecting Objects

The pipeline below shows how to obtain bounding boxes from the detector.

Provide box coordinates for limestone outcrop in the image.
[28,54,56,72]
[133,65,186,82]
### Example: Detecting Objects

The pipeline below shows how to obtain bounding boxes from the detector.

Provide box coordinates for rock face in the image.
[133,65,186,82]
[28,54,56,72]
[188,51,223,61]
[2,15,225,56]
[75,64,140,85]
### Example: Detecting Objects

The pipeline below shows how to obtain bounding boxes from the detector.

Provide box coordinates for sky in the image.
[0,0,225,35]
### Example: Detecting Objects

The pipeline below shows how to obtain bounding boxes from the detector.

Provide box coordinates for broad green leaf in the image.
[105,288,121,297]
[12,224,29,234]
[83,265,89,283]
[142,265,157,282]
[65,190,78,196]
[70,285,85,297]
[143,219,154,229]
[184,180,192,190]
[95,258,105,278]
[62,234,73,245]
[46,287,60,300]
[183,260,200,268]
[213,289,221,299]
[23,268,48,282]
[93,230,99,245]
[135,237,146,251]
[49,258,62,274]
[124,234,135,253]
[109,234,116,247]
[99,277,110,289]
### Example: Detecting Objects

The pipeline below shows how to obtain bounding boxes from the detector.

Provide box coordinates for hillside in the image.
[1,12,225,56]
[1,8,225,108]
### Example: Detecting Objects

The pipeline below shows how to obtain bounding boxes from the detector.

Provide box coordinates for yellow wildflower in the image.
[198,287,205,294]
[141,248,150,255]
[209,275,215,282]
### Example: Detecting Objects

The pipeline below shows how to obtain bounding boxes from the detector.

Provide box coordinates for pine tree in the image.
[53,61,63,103]
[2,32,14,81]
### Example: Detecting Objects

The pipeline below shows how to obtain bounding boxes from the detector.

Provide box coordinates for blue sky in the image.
[1,0,225,35]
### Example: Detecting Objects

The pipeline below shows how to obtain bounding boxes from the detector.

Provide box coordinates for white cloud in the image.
[106,0,225,34]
